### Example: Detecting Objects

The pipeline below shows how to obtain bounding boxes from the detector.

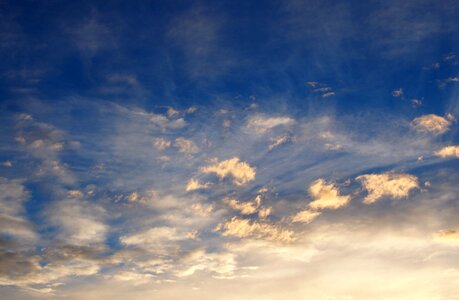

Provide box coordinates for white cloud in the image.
[0,178,37,241]
[48,198,107,245]
[411,114,452,135]
[357,173,419,204]
[322,92,336,98]
[177,249,236,278]
[246,115,295,133]
[201,157,256,186]
[120,227,194,247]
[308,179,351,210]
[186,178,210,192]
[435,145,459,158]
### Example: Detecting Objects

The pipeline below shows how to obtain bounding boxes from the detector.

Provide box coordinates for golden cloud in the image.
[215,217,294,242]
[411,114,451,135]
[292,209,322,224]
[186,178,210,192]
[357,173,419,204]
[435,145,459,158]
[201,157,256,186]
[308,179,351,210]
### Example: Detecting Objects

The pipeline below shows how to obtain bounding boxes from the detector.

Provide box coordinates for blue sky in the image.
[1,1,459,299]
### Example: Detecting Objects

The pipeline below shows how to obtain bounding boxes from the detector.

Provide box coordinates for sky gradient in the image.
[1,1,459,299]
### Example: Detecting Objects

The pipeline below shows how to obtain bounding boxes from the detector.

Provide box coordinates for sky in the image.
[1,0,459,299]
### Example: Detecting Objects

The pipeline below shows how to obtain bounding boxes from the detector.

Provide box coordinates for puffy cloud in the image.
[246,115,295,133]
[186,178,210,192]
[48,198,108,245]
[201,157,256,186]
[0,178,37,241]
[225,195,272,219]
[215,217,294,242]
[225,195,261,215]
[292,209,322,224]
[411,114,452,134]
[435,145,459,158]
[357,173,419,204]
[258,207,272,219]
[152,138,171,150]
[308,179,351,210]
[174,137,199,153]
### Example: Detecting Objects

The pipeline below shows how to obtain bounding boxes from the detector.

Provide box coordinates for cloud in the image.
[120,227,195,247]
[292,209,322,224]
[268,134,293,151]
[111,271,155,285]
[177,249,236,278]
[308,179,351,210]
[225,195,261,215]
[48,198,108,245]
[434,229,459,243]
[1,161,13,167]
[215,217,294,242]
[152,138,171,150]
[201,157,256,186]
[246,115,295,133]
[411,114,452,135]
[224,195,272,219]
[186,179,210,192]
[391,88,403,98]
[174,137,199,154]
[126,190,158,205]
[435,145,459,158]
[0,178,37,241]
[191,203,214,217]
[357,173,419,204]
[321,92,336,98]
